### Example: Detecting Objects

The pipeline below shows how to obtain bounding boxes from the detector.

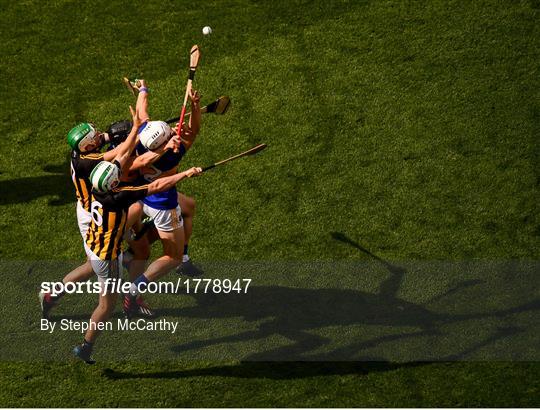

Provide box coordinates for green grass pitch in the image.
[1,0,539,407]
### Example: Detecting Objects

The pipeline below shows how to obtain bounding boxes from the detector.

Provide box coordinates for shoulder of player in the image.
[159,145,185,163]
[79,152,105,160]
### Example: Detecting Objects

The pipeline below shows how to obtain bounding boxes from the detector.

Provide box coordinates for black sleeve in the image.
[113,186,149,207]
[74,152,105,179]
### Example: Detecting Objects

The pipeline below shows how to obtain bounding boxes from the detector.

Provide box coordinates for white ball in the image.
[202,26,212,35]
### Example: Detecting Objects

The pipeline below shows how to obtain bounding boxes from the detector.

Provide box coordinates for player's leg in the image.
[123,201,155,316]
[63,259,94,283]
[73,289,118,364]
[125,201,144,232]
[124,206,184,317]
[125,220,160,278]
[176,193,204,277]
[123,227,184,318]
[73,258,120,364]
[125,233,154,317]
[39,202,94,318]
[143,226,184,281]
[179,193,195,246]
[124,202,148,278]
[39,259,95,319]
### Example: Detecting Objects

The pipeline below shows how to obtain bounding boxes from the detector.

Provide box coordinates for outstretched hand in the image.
[189,88,200,107]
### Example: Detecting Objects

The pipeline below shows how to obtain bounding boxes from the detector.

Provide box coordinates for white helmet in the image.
[90,161,121,193]
[139,121,171,150]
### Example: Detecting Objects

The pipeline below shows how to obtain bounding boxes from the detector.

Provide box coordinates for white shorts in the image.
[83,242,122,282]
[76,201,92,241]
[142,203,183,232]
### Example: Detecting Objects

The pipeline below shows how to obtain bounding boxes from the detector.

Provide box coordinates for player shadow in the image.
[162,286,536,362]
[0,162,73,206]
[157,233,538,362]
[102,360,424,381]
[103,326,526,381]
[103,323,525,381]
[103,234,538,380]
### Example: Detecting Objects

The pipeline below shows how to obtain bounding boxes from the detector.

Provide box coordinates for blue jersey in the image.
[136,141,186,210]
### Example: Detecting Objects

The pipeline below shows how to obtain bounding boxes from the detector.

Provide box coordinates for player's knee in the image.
[187,197,196,215]
[161,238,183,260]
[163,254,182,267]
[96,299,115,314]
[181,196,196,217]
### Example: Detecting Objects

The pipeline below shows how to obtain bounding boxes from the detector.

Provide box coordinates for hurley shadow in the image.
[330,231,406,298]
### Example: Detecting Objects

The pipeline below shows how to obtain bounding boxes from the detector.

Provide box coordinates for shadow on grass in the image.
[102,360,424,381]
[157,234,537,362]
[54,233,538,374]
[0,162,72,206]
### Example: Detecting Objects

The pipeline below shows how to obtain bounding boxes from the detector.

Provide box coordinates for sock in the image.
[129,274,149,297]
[182,254,190,263]
[183,244,189,255]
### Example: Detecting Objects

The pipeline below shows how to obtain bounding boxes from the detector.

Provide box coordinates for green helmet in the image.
[67,123,101,152]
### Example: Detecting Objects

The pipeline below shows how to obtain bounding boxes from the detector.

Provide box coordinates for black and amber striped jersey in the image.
[85,184,148,260]
[70,150,105,212]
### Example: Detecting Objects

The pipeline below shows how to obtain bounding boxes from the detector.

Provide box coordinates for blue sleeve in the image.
[154,143,186,171]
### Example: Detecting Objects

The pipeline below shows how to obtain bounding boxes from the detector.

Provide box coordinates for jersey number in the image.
[90,201,103,226]
[70,161,76,184]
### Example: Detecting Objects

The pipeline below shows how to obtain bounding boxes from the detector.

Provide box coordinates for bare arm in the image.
[146,167,202,195]
[136,79,150,122]
[129,149,164,171]
[128,134,181,171]
[180,89,201,151]
[102,145,121,162]
[108,106,142,174]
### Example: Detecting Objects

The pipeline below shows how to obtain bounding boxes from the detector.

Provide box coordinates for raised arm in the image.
[102,106,141,167]
[136,79,150,123]
[179,88,201,151]
[111,107,144,174]
[146,167,202,195]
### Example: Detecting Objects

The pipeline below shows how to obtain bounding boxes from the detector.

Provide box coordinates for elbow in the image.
[132,157,152,169]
